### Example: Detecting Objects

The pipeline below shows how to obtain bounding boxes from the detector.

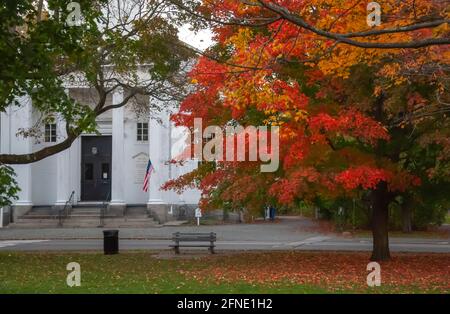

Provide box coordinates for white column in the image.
[146,106,171,224]
[11,95,33,215]
[110,88,126,208]
[147,111,165,205]
[0,108,12,154]
[55,90,72,207]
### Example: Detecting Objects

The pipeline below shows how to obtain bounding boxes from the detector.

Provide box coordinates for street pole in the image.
[195,208,202,226]
[0,207,3,228]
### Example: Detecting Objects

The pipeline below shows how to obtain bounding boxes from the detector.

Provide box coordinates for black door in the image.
[81,136,112,201]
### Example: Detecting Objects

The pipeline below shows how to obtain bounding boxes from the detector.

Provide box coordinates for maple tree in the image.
[164,0,449,261]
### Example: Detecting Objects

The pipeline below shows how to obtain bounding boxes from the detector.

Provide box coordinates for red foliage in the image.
[179,252,450,292]
[162,0,448,213]
[309,109,390,145]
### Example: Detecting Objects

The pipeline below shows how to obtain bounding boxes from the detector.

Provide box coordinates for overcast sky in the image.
[178,25,214,51]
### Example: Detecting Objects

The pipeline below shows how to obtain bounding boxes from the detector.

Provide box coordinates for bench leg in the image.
[174,246,180,254]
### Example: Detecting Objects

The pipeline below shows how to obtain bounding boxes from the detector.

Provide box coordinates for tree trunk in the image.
[36,0,44,22]
[401,203,412,233]
[371,182,391,261]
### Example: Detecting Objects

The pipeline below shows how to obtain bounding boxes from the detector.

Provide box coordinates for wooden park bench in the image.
[170,232,217,254]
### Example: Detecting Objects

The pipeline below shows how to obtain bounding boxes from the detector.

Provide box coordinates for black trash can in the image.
[103,230,119,255]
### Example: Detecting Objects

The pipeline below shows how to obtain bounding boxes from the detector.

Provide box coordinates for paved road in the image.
[0,217,321,241]
[0,237,449,253]
[0,217,448,253]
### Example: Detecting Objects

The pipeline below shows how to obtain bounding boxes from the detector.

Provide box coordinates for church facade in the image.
[0,87,200,223]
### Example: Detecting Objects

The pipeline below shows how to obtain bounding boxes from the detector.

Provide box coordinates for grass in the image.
[0,251,323,294]
[0,251,448,294]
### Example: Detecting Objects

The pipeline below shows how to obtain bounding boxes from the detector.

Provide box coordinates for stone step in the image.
[69,215,120,220]
[8,224,58,229]
[63,220,159,228]
[13,218,58,223]
[8,219,59,228]
[62,223,103,228]
[122,216,151,221]
[125,207,148,215]
[19,215,58,219]
[71,210,104,213]
[11,205,159,228]
[74,203,104,207]
[26,211,58,215]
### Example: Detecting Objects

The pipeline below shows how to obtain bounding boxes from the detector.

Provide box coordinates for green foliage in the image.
[0,0,105,133]
[1,0,194,166]
[0,164,20,207]
[388,202,448,231]
[315,197,372,230]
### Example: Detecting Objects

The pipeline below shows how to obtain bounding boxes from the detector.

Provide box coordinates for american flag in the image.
[142,159,154,192]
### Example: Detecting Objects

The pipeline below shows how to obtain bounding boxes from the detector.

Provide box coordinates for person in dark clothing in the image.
[269,206,276,221]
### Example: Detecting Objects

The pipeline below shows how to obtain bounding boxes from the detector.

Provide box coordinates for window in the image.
[137,122,148,142]
[45,123,57,142]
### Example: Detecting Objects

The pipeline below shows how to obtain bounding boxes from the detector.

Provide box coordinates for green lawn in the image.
[0,252,327,294]
[0,251,448,294]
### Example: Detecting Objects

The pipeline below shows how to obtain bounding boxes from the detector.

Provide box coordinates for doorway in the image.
[81,136,112,201]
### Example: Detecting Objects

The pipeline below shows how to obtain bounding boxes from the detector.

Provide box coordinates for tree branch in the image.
[257,0,450,49]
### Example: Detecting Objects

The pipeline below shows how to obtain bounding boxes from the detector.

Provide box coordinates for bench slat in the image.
[174,232,215,235]
[171,232,217,254]
[173,237,216,240]
[173,237,216,241]
[170,245,215,248]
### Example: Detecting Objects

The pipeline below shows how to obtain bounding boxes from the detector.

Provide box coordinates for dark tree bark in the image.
[0,88,140,165]
[371,181,392,261]
[0,128,81,164]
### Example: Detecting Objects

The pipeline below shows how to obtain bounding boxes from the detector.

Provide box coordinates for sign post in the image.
[265,206,270,220]
[195,208,202,226]
[0,207,3,228]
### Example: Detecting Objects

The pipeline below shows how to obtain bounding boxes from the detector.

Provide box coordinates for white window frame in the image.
[44,123,57,143]
[137,122,149,142]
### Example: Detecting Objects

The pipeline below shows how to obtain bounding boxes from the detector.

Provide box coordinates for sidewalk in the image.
[0,217,321,241]
[0,217,448,245]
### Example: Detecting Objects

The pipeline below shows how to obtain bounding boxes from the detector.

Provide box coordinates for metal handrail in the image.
[99,191,111,227]
[58,191,75,227]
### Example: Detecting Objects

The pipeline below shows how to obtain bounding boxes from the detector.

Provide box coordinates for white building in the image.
[0,87,200,225]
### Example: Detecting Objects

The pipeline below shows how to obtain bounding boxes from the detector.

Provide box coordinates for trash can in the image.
[103,230,119,255]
